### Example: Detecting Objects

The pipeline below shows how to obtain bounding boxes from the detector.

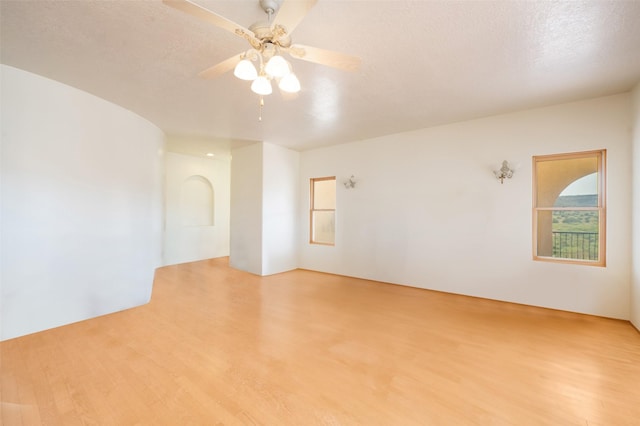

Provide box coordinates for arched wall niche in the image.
[180,175,215,226]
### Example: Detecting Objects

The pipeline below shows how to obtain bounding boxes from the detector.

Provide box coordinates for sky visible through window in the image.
[560,173,597,196]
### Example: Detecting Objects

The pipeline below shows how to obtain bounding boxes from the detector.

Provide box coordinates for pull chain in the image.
[258,96,264,121]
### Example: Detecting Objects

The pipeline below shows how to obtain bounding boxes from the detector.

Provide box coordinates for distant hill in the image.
[554,194,597,207]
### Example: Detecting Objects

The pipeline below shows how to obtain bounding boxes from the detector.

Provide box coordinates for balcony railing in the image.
[552,231,599,260]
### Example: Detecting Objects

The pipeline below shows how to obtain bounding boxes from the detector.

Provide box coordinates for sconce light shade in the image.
[494,160,514,184]
[265,55,290,78]
[234,59,257,81]
[251,75,273,95]
[344,175,357,189]
[279,72,301,93]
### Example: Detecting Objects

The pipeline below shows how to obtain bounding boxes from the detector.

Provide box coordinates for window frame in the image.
[309,176,336,246]
[532,149,606,267]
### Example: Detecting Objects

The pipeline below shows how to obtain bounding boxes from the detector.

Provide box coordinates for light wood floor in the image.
[2,258,640,425]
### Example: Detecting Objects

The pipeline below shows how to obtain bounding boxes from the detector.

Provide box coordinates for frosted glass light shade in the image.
[251,75,272,95]
[265,55,290,78]
[279,73,300,93]
[234,59,257,81]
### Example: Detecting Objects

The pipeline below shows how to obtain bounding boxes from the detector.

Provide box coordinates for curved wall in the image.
[1,65,164,340]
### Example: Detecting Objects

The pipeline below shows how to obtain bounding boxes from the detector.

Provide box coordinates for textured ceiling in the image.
[2,0,640,151]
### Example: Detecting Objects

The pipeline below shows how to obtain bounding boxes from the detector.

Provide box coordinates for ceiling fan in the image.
[163,0,361,96]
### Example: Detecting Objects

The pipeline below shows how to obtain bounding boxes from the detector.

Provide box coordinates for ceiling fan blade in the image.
[272,0,318,36]
[198,54,242,79]
[163,0,259,46]
[289,44,361,72]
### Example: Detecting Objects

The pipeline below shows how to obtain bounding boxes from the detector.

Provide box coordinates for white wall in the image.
[631,83,640,330]
[230,143,263,275]
[163,152,230,265]
[262,143,299,275]
[1,65,164,340]
[229,142,299,276]
[0,66,4,339]
[299,94,632,320]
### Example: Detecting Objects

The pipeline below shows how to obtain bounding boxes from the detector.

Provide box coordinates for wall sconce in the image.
[344,175,357,189]
[494,160,514,184]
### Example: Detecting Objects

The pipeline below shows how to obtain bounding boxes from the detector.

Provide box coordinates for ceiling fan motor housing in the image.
[249,22,291,48]
[253,0,291,48]
[162,0,361,79]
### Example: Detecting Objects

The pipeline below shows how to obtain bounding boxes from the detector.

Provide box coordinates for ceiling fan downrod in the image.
[259,0,281,24]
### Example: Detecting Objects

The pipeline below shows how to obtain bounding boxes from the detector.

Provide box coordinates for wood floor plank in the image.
[1,257,639,425]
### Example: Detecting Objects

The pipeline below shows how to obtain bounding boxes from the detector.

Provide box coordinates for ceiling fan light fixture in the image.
[264,55,290,78]
[251,75,273,95]
[164,0,361,114]
[234,59,258,81]
[278,72,301,93]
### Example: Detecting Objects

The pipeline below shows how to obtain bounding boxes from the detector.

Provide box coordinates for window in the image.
[310,177,336,245]
[533,150,606,266]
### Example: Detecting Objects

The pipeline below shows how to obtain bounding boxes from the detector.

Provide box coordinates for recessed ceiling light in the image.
[206,153,214,157]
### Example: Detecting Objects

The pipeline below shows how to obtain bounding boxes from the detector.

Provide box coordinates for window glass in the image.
[313,179,336,210]
[535,157,597,207]
[312,211,335,245]
[533,150,605,266]
[310,177,336,245]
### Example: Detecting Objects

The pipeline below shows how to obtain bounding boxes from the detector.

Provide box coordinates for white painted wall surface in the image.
[0,68,4,338]
[1,65,164,340]
[299,94,632,320]
[229,142,300,276]
[262,143,299,275]
[229,143,263,275]
[631,83,640,330]
[163,152,230,265]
